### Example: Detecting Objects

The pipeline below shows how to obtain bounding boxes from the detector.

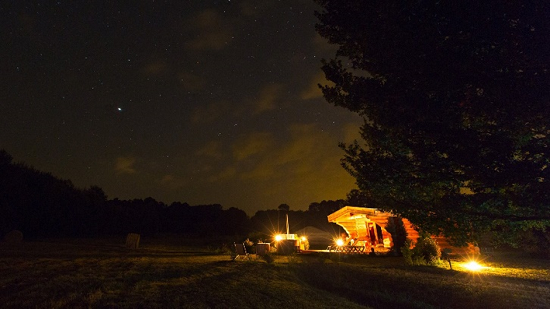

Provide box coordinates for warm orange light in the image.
[464,261,484,271]
[336,238,344,246]
[274,234,283,242]
[301,236,307,241]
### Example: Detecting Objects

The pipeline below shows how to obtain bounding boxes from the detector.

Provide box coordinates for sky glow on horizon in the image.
[0,1,362,214]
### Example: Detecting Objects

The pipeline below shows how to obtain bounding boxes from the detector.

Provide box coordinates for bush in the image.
[213,243,232,255]
[415,236,441,265]
[247,231,269,244]
[401,236,441,266]
[518,229,550,259]
[401,239,414,265]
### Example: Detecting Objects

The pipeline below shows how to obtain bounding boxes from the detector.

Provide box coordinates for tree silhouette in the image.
[1,149,378,243]
[346,189,370,207]
[315,0,550,245]
[386,216,408,256]
[278,204,290,212]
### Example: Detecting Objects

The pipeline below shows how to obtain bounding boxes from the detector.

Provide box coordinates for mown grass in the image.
[0,237,548,309]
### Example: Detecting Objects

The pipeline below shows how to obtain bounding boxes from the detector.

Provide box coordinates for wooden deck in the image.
[300,246,391,255]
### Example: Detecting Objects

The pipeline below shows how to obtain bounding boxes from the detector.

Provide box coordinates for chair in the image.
[354,240,367,253]
[234,242,250,260]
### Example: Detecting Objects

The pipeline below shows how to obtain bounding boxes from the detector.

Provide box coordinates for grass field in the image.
[1,236,548,308]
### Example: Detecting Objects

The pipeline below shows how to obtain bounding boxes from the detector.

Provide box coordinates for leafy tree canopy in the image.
[278,204,290,212]
[315,0,550,245]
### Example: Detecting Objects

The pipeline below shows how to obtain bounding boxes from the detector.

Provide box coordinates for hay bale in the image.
[125,233,140,249]
[4,230,23,243]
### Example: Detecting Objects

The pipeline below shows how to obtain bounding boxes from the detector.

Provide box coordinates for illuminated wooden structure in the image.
[328,206,476,255]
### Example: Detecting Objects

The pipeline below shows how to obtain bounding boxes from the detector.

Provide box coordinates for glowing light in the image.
[301,236,307,241]
[274,234,283,242]
[464,261,484,271]
[336,238,344,246]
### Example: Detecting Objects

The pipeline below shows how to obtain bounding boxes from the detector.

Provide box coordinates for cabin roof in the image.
[328,206,392,227]
[327,206,419,239]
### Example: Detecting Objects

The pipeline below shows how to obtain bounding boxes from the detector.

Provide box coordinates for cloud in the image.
[195,141,223,160]
[300,71,333,100]
[115,156,137,174]
[159,174,189,189]
[179,72,205,92]
[177,121,360,210]
[186,9,233,51]
[142,60,168,75]
[190,101,234,124]
[160,174,175,184]
[232,122,357,205]
[232,132,274,161]
[253,83,283,114]
[207,166,237,182]
[274,124,321,165]
[236,123,341,181]
[190,142,224,177]
[188,123,346,184]
[190,83,283,125]
[343,122,362,143]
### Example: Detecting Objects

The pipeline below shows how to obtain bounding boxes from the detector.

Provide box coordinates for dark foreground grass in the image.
[0,237,548,309]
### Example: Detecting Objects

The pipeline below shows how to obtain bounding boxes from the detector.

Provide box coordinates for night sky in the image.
[1,1,362,214]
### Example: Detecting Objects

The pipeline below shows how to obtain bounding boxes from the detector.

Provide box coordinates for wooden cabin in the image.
[327,206,477,255]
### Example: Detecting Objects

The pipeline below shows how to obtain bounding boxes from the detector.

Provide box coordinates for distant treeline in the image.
[0,150,346,240]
